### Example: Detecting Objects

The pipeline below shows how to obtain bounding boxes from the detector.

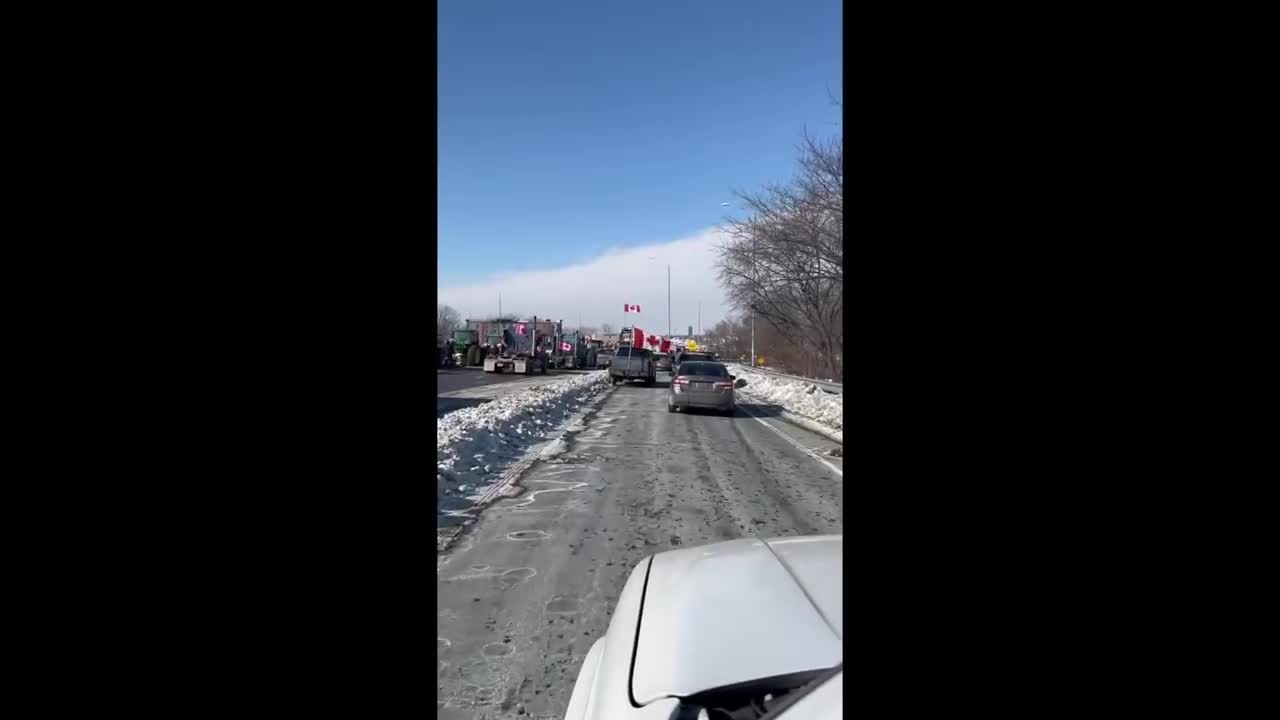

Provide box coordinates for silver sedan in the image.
[667,361,736,415]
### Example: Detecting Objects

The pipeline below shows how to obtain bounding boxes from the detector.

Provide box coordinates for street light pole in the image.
[750,226,756,368]
[667,264,671,338]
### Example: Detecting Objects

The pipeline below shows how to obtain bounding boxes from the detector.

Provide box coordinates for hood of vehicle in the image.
[630,535,842,705]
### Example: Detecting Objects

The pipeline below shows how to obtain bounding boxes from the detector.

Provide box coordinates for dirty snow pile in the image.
[731,365,843,431]
[436,371,612,506]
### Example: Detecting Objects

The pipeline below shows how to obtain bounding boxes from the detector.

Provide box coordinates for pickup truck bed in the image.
[608,347,656,385]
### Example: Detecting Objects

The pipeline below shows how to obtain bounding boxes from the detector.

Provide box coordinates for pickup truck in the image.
[608,346,656,385]
[673,351,715,374]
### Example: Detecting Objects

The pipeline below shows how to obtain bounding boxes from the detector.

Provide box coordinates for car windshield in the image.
[677,362,728,377]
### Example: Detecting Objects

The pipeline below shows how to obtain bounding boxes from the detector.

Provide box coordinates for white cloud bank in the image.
[439,227,734,334]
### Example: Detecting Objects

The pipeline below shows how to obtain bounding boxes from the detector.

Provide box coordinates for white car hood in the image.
[630,535,842,705]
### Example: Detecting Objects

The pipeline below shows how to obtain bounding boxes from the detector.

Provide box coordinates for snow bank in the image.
[437,371,612,512]
[731,365,843,431]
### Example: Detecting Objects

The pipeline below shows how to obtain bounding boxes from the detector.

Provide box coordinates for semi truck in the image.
[472,316,563,375]
[585,338,604,368]
[555,331,595,369]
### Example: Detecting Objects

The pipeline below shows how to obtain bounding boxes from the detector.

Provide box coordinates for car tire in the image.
[667,402,675,413]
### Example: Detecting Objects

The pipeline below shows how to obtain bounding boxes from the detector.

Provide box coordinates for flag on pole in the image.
[623,304,641,313]
[560,341,572,352]
[515,323,527,335]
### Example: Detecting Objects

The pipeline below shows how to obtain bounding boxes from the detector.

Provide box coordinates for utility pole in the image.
[698,301,701,338]
[750,226,756,368]
[667,264,671,338]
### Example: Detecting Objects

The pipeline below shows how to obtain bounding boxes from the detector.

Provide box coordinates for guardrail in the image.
[732,364,843,395]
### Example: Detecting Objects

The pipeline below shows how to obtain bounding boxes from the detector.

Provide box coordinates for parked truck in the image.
[585,338,604,368]
[608,345,656,385]
[474,316,562,375]
[551,331,579,369]
[555,331,597,369]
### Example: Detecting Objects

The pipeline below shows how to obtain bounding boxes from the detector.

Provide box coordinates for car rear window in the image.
[677,362,728,377]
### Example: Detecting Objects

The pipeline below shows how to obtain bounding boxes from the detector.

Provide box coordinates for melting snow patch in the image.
[731,365,843,431]
[437,371,612,514]
[540,436,570,459]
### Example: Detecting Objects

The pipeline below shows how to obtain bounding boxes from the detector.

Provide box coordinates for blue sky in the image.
[439,0,841,328]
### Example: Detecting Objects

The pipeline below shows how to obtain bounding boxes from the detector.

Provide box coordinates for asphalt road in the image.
[436,373,843,720]
[438,366,596,396]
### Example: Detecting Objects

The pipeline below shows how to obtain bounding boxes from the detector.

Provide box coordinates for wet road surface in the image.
[436,373,842,719]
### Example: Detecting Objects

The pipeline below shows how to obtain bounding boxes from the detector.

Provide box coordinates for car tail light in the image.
[713,380,733,389]
[673,377,689,385]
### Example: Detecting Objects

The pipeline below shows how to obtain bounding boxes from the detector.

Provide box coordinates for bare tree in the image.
[437,304,462,343]
[714,116,843,379]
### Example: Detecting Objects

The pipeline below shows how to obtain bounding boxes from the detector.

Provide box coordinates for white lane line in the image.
[739,404,844,478]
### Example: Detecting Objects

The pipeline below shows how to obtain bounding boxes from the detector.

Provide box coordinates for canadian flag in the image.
[623,304,641,313]
[660,338,671,353]
[515,323,526,335]
[560,341,572,352]
[632,328,646,347]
